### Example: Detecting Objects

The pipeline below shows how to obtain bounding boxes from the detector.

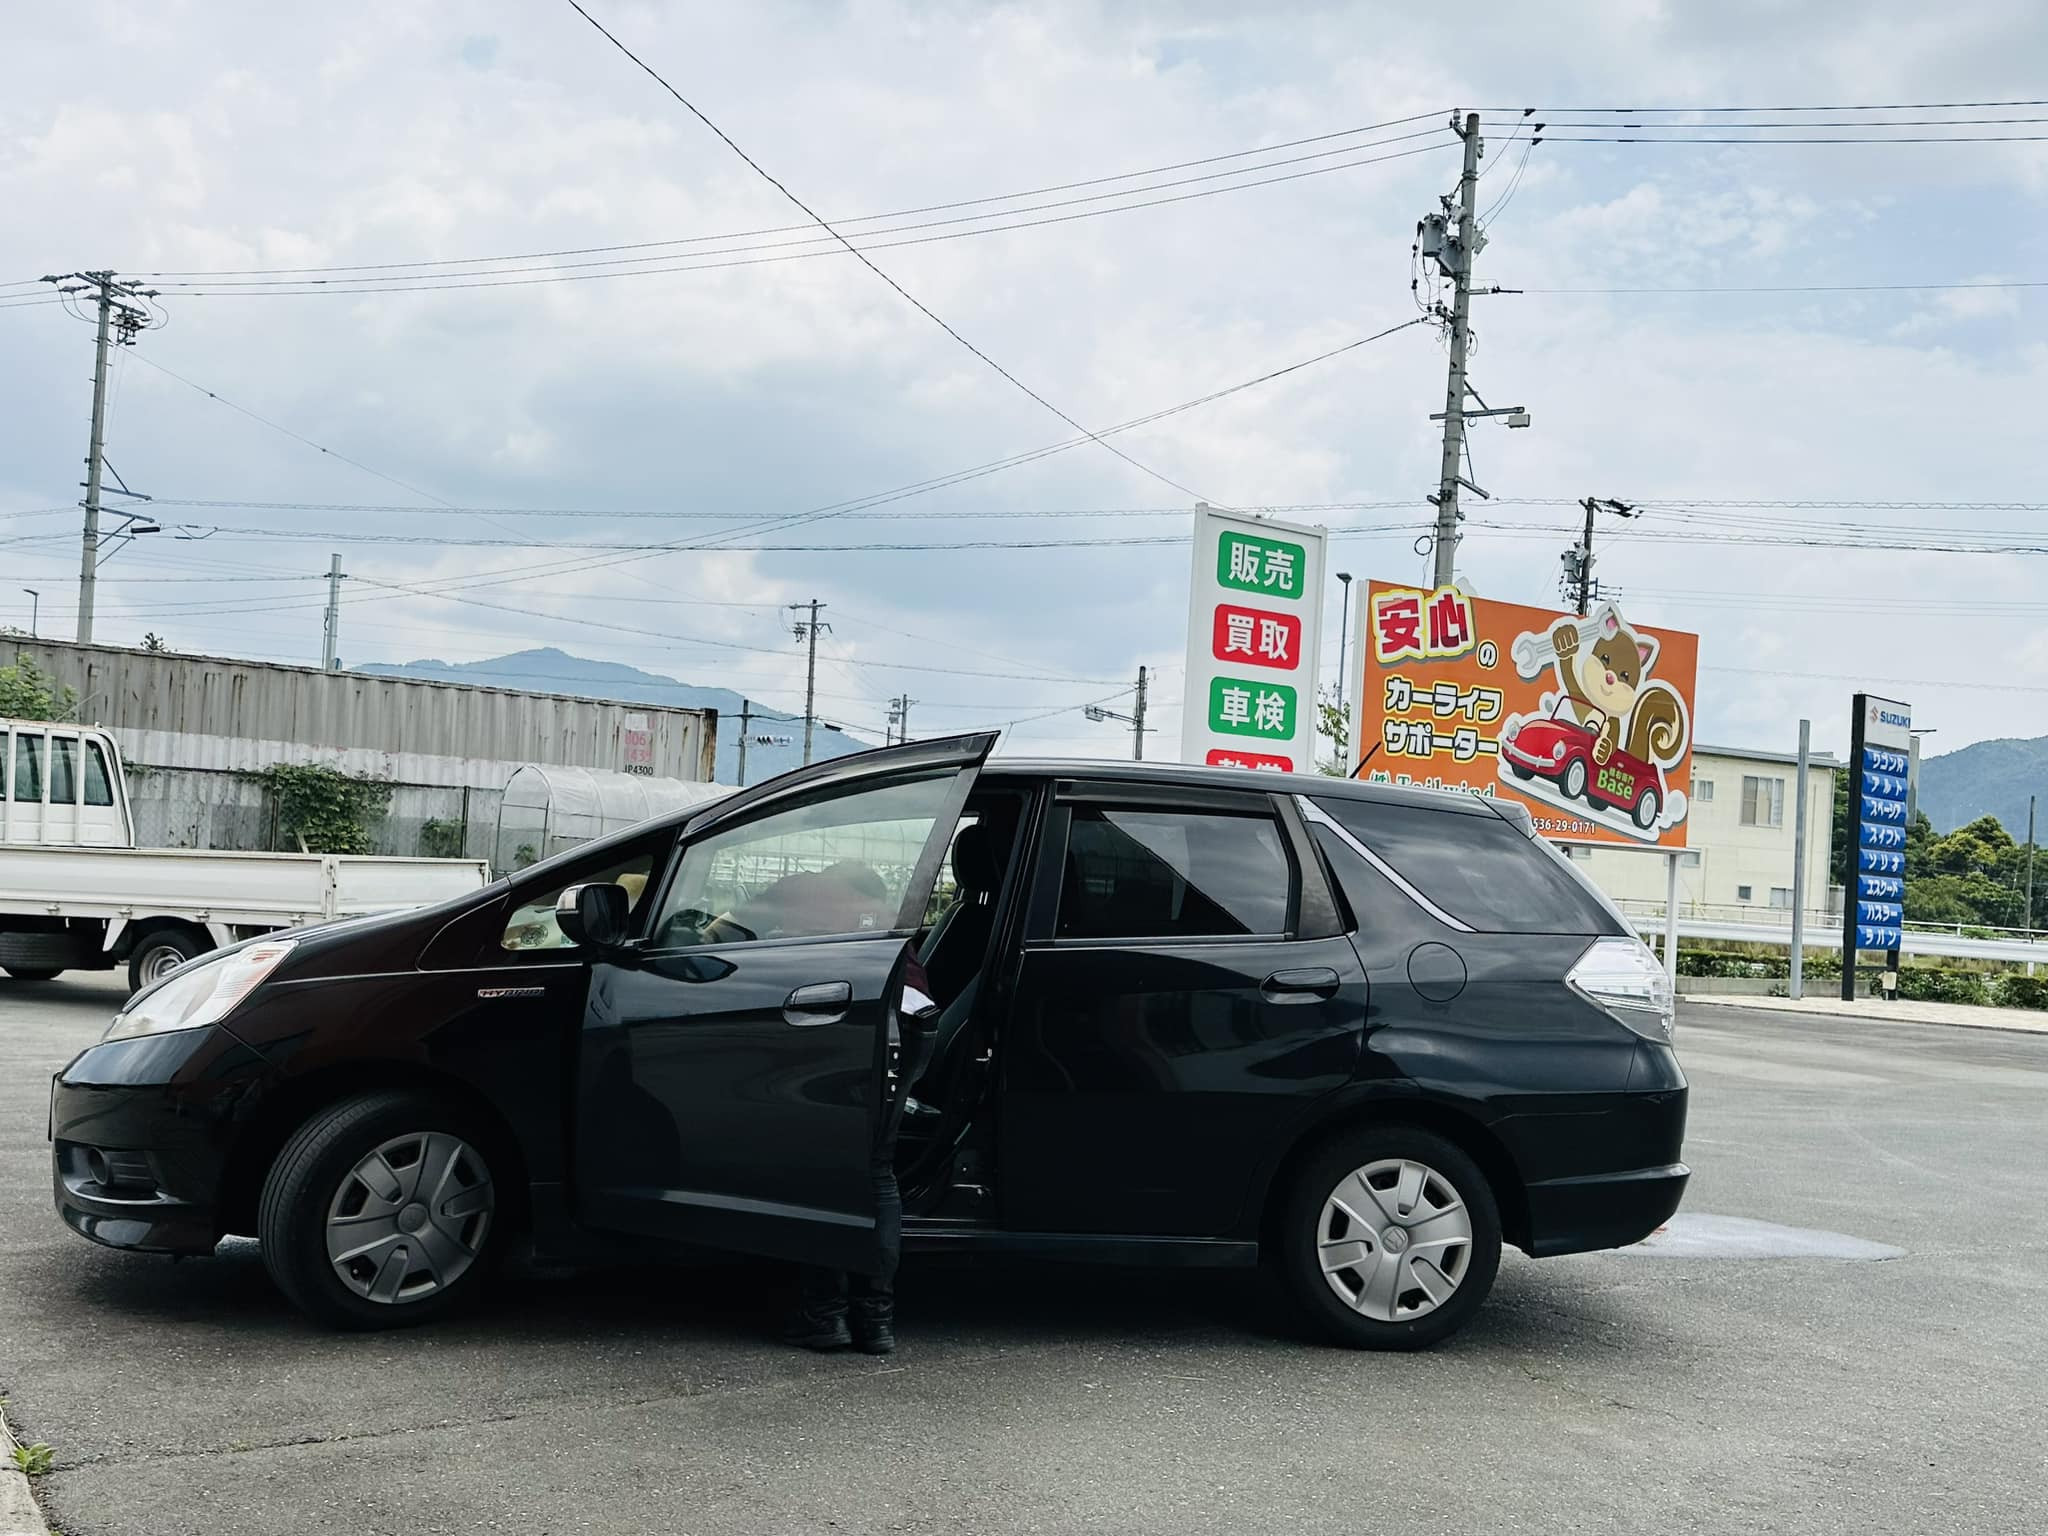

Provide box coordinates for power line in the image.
[134,111,1451,280]
[1487,98,2048,113]
[563,0,1218,508]
[1545,133,2048,145]
[138,141,1455,299]
[144,129,1453,291]
[1519,279,2047,295]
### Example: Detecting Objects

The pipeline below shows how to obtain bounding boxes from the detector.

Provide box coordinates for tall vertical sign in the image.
[1841,692,1912,1000]
[1180,506,1325,772]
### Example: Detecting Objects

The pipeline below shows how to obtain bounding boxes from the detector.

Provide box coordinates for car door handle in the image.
[1261,967,1341,1003]
[784,980,853,1026]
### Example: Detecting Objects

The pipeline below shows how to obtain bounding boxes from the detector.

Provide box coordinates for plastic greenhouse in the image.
[494,765,731,874]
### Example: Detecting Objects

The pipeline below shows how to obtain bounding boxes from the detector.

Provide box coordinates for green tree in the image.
[1316,686,1349,777]
[257,763,392,854]
[141,632,169,653]
[0,655,78,721]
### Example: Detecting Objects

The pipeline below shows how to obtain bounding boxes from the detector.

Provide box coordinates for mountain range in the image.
[1914,734,2048,839]
[359,647,872,784]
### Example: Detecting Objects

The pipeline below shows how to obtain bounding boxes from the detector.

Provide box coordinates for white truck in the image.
[1,718,492,993]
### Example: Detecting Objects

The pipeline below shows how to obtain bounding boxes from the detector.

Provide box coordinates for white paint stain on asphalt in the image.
[1619,1213,1904,1261]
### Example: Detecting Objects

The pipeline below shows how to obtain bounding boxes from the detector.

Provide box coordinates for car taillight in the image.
[1567,936,1675,1046]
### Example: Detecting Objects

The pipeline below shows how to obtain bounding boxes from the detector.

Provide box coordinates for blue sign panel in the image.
[1844,694,1912,987]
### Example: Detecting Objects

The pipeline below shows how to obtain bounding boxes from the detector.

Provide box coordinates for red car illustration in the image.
[1501,701,1666,831]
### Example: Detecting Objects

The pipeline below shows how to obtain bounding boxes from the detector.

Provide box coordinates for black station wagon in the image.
[51,732,1687,1349]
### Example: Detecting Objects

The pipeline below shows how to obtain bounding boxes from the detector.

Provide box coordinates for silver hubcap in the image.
[141,945,188,984]
[325,1132,493,1305]
[1318,1157,1473,1322]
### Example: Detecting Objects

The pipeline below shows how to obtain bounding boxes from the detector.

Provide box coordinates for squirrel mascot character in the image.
[1548,613,1687,769]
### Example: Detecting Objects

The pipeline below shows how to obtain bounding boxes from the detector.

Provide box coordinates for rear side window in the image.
[84,741,115,807]
[1057,807,1291,940]
[1311,796,1618,935]
[8,736,40,802]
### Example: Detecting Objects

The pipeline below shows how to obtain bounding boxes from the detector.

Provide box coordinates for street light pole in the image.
[21,589,37,639]
[1334,572,1353,765]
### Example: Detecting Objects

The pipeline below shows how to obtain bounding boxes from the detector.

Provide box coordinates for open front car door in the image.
[571,733,996,1274]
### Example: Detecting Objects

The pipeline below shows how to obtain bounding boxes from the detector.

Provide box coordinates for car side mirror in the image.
[556,882,631,953]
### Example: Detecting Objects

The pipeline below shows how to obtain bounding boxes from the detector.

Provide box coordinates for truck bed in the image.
[0,845,493,929]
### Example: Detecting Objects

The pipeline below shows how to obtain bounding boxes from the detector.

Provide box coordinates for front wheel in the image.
[1561,758,1588,801]
[128,928,208,995]
[1278,1126,1501,1350]
[259,1091,505,1329]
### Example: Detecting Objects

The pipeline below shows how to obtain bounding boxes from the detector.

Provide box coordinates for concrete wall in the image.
[10,638,718,789]
[1570,746,1840,920]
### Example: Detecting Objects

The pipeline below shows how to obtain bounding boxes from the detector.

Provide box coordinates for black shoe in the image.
[785,1310,852,1352]
[850,1297,895,1356]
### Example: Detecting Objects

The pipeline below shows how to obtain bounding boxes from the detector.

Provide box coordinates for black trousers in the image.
[798,1161,901,1317]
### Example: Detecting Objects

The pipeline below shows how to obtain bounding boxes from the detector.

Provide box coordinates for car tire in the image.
[1508,763,1534,781]
[127,928,208,995]
[1634,787,1660,830]
[0,931,87,975]
[1561,759,1588,801]
[1278,1125,1501,1351]
[1,967,64,982]
[259,1091,506,1330]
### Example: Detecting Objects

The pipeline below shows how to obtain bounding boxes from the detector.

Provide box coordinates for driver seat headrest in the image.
[949,822,1000,898]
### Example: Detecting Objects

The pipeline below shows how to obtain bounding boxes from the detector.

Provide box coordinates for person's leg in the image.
[849,1164,901,1355]
[786,1265,852,1351]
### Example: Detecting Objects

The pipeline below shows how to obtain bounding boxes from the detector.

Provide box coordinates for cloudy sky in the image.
[3,0,2045,765]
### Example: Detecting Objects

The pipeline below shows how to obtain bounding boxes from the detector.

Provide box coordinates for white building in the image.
[1565,744,1840,921]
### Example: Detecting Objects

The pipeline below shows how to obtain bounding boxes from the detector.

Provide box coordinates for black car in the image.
[50,732,1686,1349]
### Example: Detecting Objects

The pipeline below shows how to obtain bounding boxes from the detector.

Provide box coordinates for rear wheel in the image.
[259,1091,504,1329]
[127,928,208,995]
[1279,1126,1501,1350]
[1633,786,1661,830]
[1,967,63,982]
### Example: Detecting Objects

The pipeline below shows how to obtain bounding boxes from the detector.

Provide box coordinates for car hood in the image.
[269,881,505,981]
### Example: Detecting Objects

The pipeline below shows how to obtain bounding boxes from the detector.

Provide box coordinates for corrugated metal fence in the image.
[126,765,504,862]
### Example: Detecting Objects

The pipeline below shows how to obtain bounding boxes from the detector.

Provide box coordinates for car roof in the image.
[984,755,1509,819]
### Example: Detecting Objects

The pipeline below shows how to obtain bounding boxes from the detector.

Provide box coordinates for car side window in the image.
[1056,806,1291,941]
[1311,796,1617,935]
[84,741,115,808]
[650,773,955,949]
[499,851,659,955]
[47,737,77,804]
[8,735,39,802]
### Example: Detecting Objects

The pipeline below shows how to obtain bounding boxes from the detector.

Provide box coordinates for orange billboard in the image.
[1350,582,1699,848]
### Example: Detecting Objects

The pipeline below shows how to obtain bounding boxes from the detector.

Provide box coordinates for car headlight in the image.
[1551,743,1567,762]
[103,941,296,1042]
[1568,935,1675,1045]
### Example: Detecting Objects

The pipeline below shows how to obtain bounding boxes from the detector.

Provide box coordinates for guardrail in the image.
[1624,911,2048,965]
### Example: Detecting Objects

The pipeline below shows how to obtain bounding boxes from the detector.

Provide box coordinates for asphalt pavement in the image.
[3,973,2044,1534]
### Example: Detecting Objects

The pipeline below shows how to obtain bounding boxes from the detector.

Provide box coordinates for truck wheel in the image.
[2,967,63,982]
[128,929,208,994]
[0,931,88,975]
[1278,1125,1501,1350]
[259,1091,505,1330]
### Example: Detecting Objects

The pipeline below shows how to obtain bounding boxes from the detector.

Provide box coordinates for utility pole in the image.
[887,695,915,745]
[1428,113,1482,587]
[1132,665,1147,760]
[1083,665,1149,759]
[321,554,344,669]
[1564,497,1638,615]
[42,271,159,645]
[736,698,752,786]
[789,600,828,765]
[2027,794,2038,938]
[1790,718,1811,1000]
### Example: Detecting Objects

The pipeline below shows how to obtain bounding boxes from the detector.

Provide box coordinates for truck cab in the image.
[2,719,131,849]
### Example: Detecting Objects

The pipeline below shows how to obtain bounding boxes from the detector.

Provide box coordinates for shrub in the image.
[418,817,467,859]
[1895,968,1990,1006]
[257,763,392,855]
[1993,972,2048,1010]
